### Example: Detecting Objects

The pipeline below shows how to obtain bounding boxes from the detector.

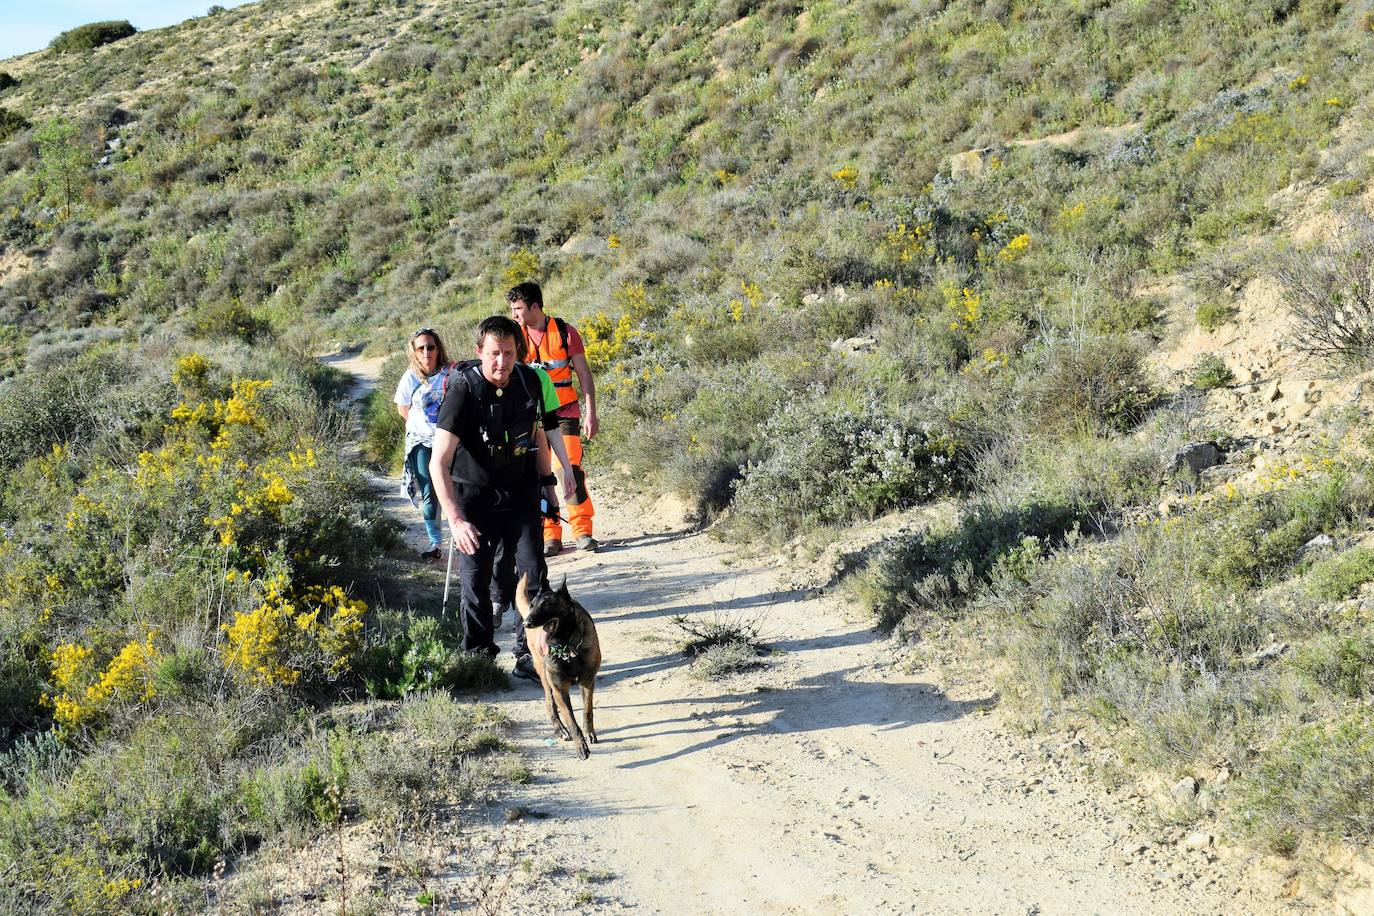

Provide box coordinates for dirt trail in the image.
[332,353,1281,915]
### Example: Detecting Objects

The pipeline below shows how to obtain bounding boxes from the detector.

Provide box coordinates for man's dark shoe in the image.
[493,601,510,629]
[511,654,540,682]
[543,539,562,558]
[575,535,600,553]
[419,545,442,560]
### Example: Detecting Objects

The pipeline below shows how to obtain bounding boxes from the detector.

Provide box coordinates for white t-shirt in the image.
[394,366,450,451]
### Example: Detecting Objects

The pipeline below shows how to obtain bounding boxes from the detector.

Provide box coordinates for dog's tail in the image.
[514,572,535,623]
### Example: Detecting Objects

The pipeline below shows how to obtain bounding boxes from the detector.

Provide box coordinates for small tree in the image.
[35,118,91,221]
[1279,212,1374,368]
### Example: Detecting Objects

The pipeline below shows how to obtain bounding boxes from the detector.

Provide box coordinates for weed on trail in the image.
[673,611,769,680]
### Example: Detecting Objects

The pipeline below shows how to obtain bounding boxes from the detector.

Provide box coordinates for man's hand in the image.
[451,519,481,555]
[561,474,575,502]
[583,406,599,440]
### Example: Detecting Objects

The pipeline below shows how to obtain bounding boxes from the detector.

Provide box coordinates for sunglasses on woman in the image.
[415,343,437,352]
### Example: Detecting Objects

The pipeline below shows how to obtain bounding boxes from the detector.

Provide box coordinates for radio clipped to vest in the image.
[446,362,543,487]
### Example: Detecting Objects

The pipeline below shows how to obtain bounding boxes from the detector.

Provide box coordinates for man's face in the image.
[508,297,543,328]
[476,333,517,386]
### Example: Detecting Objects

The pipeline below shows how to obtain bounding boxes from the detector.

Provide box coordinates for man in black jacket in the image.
[430,316,569,656]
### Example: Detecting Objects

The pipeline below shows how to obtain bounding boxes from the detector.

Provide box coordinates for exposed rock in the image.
[1170,776,1198,806]
[1171,441,1223,476]
[950,148,990,179]
[830,335,877,355]
[803,292,826,306]
[1247,641,1290,667]
[1303,534,1335,553]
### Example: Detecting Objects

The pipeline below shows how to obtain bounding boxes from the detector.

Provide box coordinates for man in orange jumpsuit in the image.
[506,281,599,554]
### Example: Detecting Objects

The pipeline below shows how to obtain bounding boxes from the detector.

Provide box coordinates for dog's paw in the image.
[576,740,590,760]
[587,732,598,744]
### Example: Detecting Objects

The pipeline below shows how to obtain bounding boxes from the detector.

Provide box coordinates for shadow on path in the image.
[593,665,992,769]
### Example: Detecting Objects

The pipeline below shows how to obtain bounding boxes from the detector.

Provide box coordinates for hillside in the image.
[2,0,1374,910]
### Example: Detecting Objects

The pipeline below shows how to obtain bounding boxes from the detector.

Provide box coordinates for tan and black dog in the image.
[515,574,601,759]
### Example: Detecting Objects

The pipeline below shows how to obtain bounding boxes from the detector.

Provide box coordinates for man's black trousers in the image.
[456,501,546,655]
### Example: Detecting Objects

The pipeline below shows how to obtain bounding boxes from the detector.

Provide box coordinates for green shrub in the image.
[0,107,28,142]
[1023,334,1155,434]
[358,617,501,698]
[731,400,966,536]
[1195,299,1235,331]
[49,21,137,53]
[1239,710,1374,853]
[1292,631,1374,699]
[0,72,17,92]
[360,355,408,470]
[0,348,133,473]
[353,691,512,818]
[189,298,271,342]
[1305,547,1374,601]
[1201,472,1361,591]
[1190,353,1234,390]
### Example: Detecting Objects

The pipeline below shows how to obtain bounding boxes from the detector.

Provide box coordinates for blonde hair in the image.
[406,328,450,380]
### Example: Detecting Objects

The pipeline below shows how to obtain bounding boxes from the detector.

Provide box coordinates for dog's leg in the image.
[552,684,589,759]
[580,676,597,745]
[540,672,569,740]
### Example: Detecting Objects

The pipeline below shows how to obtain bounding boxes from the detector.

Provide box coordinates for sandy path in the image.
[332,353,1281,916]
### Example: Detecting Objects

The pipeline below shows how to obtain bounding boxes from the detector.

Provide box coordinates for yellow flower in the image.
[998,233,1031,263]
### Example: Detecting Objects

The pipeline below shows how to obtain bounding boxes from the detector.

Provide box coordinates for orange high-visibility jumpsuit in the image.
[520,317,594,544]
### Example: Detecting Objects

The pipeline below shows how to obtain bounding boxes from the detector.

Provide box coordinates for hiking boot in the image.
[543,539,562,558]
[419,545,442,560]
[575,535,600,553]
[511,654,540,682]
[492,601,510,629]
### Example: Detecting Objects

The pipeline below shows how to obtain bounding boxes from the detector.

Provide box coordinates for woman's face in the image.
[413,334,439,374]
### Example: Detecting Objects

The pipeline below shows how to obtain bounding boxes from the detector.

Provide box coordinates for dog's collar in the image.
[546,636,581,662]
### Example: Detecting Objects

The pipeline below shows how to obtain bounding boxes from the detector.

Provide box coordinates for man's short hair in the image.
[476,315,523,351]
[506,281,543,309]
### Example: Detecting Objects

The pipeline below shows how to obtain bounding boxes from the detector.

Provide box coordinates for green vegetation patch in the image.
[1305,546,1374,602]
[48,20,136,53]
[0,108,28,143]
[1238,710,1374,855]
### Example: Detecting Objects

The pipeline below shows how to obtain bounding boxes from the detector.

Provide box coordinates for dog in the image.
[515,574,601,759]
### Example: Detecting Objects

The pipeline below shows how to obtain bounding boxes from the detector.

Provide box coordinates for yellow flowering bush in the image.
[502,248,541,285]
[46,634,160,730]
[223,573,367,687]
[829,164,858,188]
[171,352,211,390]
[879,220,934,266]
[998,233,1031,262]
[582,282,657,373]
[941,281,982,330]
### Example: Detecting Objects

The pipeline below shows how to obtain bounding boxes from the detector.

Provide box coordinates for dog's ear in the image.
[557,576,570,599]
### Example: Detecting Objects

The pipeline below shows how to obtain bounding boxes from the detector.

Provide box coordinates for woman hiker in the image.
[394,326,453,559]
